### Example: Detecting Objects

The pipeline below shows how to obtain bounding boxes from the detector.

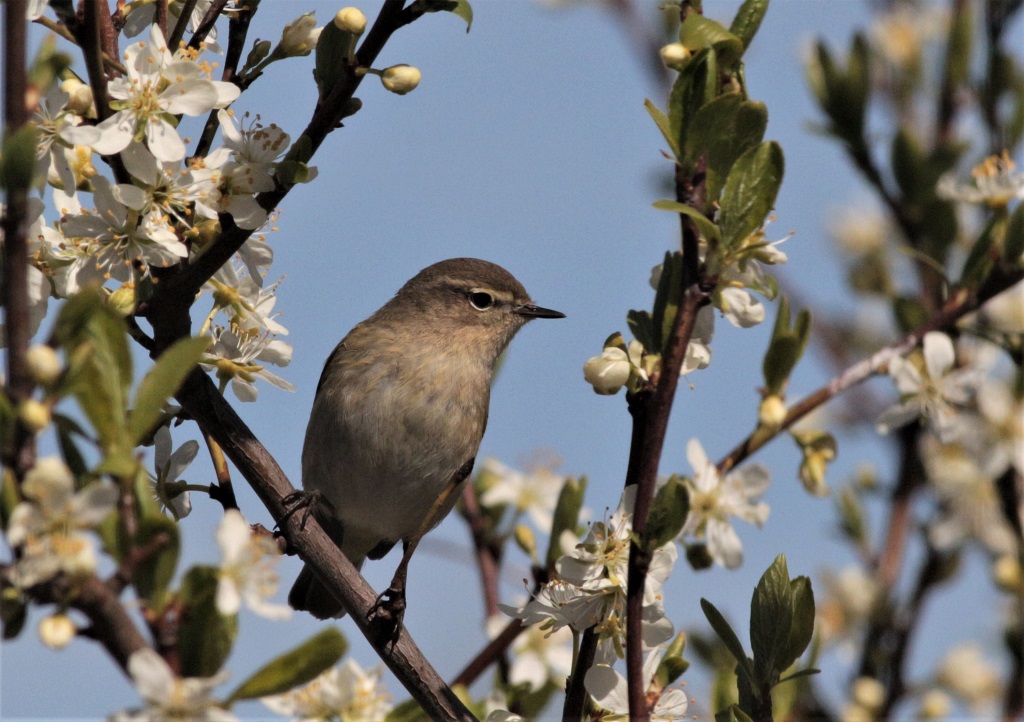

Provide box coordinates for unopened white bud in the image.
[993,554,1022,592]
[381,64,421,95]
[917,689,951,720]
[758,394,787,429]
[660,43,690,71]
[334,7,367,34]
[39,614,76,650]
[26,345,61,385]
[107,284,136,316]
[279,13,322,56]
[60,78,95,117]
[851,677,885,712]
[18,399,50,432]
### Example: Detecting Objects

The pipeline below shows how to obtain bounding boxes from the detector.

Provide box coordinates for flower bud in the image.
[107,284,137,316]
[39,614,76,650]
[851,677,885,712]
[758,394,787,429]
[659,43,690,71]
[917,689,951,720]
[18,399,50,432]
[513,524,537,560]
[583,347,630,395]
[279,13,322,56]
[381,64,421,95]
[60,78,95,117]
[334,7,367,34]
[26,345,61,386]
[992,554,1022,592]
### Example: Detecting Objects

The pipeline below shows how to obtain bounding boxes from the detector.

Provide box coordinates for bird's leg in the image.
[278,488,336,532]
[368,458,475,647]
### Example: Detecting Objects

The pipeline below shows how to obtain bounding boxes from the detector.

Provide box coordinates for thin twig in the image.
[715,264,1024,475]
[451,619,525,688]
[158,0,415,303]
[186,0,230,50]
[624,157,711,722]
[203,432,238,510]
[32,17,127,75]
[168,0,200,49]
[190,0,255,159]
[459,484,502,618]
[563,627,598,721]
[2,0,37,482]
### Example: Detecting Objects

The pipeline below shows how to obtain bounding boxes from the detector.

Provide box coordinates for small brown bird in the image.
[289,258,564,622]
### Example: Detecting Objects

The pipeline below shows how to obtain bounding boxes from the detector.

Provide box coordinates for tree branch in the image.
[624,158,711,722]
[169,367,477,721]
[2,0,37,481]
[715,264,1024,475]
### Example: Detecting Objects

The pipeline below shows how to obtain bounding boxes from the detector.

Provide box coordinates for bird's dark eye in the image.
[469,291,494,310]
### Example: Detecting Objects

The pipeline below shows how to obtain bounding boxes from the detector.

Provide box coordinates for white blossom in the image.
[680,438,770,569]
[151,426,199,520]
[58,177,186,287]
[478,458,563,531]
[583,340,646,395]
[109,648,235,722]
[876,332,981,443]
[34,86,99,192]
[216,510,291,620]
[937,151,1024,208]
[584,647,689,721]
[6,457,118,588]
[199,327,294,401]
[260,659,392,722]
[91,25,239,162]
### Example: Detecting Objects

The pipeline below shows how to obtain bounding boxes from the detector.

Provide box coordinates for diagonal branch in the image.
[716,264,1024,475]
[169,367,477,721]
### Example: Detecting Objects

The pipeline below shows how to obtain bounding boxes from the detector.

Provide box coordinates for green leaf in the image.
[228,628,348,702]
[777,667,821,685]
[750,554,794,688]
[1,588,27,640]
[314,21,354,102]
[52,413,90,480]
[545,475,587,569]
[627,310,658,355]
[1,468,19,530]
[652,200,721,244]
[716,706,755,722]
[0,125,40,190]
[691,98,768,201]
[892,295,928,334]
[943,1,972,90]
[654,632,690,689]
[131,515,180,612]
[729,0,769,51]
[959,217,999,289]
[1006,201,1024,262]
[643,476,689,551]
[719,141,784,250]
[680,14,743,68]
[780,576,815,671]
[129,336,209,445]
[761,297,811,395]
[668,48,716,168]
[645,98,679,158]
[701,598,754,679]
[652,251,684,354]
[178,566,238,678]
[420,0,473,32]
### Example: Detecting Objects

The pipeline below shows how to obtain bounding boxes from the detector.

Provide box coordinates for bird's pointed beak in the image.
[514,303,565,319]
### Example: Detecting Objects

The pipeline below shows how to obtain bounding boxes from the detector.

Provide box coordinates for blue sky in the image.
[2,1,1016,720]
